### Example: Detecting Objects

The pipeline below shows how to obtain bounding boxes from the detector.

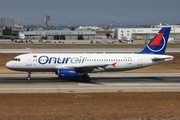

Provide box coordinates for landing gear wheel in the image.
[82,74,90,82]
[27,72,31,80]
[85,76,90,82]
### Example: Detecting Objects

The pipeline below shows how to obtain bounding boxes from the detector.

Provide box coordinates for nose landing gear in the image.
[27,72,31,80]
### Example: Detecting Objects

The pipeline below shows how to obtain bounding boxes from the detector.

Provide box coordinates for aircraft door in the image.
[137,56,143,66]
[26,55,32,66]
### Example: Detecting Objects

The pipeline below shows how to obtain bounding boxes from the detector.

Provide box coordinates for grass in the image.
[0,92,180,119]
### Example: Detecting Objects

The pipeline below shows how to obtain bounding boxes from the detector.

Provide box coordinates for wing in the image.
[55,62,117,73]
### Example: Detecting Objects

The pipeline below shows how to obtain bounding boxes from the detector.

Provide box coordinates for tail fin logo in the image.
[147,33,166,52]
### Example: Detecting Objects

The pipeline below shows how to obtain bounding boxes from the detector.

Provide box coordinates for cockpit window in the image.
[12,58,20,61]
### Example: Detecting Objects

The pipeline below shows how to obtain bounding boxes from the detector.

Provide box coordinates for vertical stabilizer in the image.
[139,27,171,54]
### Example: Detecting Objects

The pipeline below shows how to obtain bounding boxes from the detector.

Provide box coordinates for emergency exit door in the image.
[26,55,32,66]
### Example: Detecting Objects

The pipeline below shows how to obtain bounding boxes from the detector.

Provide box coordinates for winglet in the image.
[139,27,171,54]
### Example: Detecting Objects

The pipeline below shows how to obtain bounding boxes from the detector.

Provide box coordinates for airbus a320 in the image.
[6,27,173,81]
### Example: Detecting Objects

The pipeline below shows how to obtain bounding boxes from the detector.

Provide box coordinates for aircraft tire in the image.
[82,75,90,82]
[85,76,90,82]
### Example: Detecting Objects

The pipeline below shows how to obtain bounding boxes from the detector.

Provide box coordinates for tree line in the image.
[2,26,12,35]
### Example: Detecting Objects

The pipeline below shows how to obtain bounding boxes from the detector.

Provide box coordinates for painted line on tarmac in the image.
[78,82,180,86]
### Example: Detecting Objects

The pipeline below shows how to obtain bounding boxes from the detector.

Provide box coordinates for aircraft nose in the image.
[6,62,13,69]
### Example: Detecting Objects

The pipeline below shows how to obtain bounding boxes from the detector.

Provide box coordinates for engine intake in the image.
[58,69,78,78]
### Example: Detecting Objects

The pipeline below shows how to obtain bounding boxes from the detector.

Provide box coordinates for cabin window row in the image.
[84,59,132,62]
[33,59,132,62]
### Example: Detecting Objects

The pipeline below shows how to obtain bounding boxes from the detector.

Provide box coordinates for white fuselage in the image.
[6,53,173,73]
[18,32,25,40]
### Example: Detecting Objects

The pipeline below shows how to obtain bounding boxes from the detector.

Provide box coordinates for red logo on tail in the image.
[150,33,164,46]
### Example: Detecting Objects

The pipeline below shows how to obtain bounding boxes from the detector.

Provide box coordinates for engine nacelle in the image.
[58,69,78,78]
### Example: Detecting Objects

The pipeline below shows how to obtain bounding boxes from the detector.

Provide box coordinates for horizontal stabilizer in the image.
[151,55,174,61]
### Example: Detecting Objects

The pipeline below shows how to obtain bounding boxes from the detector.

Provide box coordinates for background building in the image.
[23,30,96,40]
[114,25,180,43]
[0,17,14,28]
[43,15,50,29]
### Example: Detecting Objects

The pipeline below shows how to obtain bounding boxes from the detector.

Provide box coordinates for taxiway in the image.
[0,73,179,93]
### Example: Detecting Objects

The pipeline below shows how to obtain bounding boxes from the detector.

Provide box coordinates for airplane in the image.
[1,31,25,42]
[9,31,25,43]
[6,27,173,81]
[18,31,25,42]
[17,32,35,43]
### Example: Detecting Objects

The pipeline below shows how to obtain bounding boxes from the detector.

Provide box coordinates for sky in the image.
[0,0,180,26]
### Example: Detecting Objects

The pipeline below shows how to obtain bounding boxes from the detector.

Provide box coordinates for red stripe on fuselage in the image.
[150,33,164,46]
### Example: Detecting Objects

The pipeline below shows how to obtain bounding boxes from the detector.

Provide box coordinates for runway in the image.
[0,73,180,93]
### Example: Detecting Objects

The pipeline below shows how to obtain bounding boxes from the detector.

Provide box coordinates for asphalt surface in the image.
[0,73,180,93]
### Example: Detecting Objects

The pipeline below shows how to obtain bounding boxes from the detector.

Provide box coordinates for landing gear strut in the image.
[82,73,90,82]
[27,72,31,80]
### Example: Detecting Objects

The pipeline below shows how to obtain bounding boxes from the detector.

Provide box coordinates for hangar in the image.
[114,24,180,43]
[23,30,96,40]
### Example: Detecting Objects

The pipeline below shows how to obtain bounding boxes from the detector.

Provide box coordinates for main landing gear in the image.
[82,73,90,82]
[27,72,31,80]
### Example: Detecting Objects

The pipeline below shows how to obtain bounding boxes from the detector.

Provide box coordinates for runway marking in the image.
[78,82,180,86]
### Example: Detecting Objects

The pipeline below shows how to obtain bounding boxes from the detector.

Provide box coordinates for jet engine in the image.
[58,69,79,78]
